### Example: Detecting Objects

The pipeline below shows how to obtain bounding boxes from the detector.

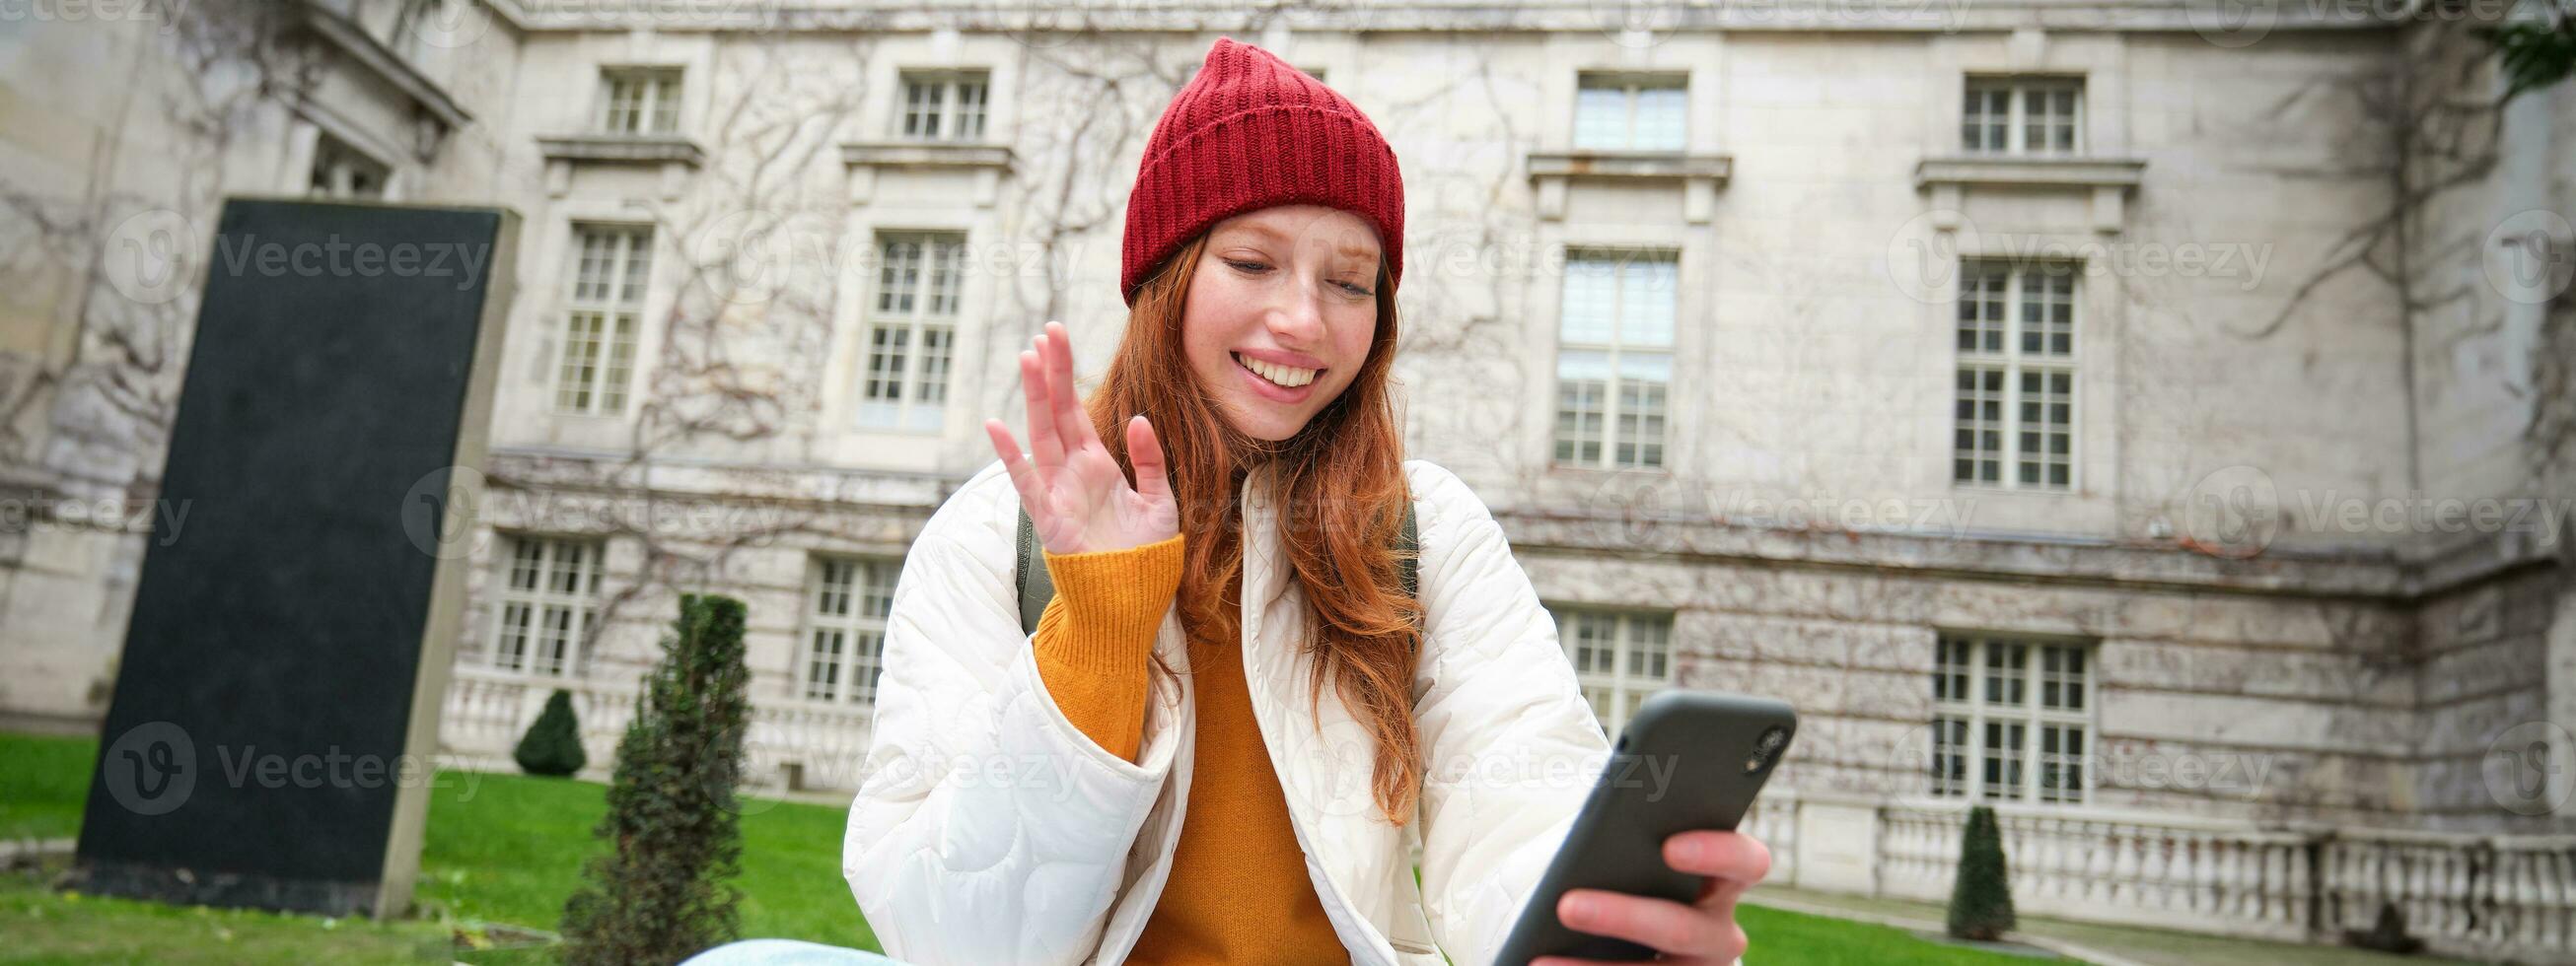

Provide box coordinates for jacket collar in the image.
[1236,463,1290,616]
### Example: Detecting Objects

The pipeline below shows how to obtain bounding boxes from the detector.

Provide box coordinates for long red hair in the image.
[1085,232,1424,827]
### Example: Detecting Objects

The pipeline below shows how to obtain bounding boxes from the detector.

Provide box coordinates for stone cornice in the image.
[1495,506,2564,601]
[485,0,2415,35]
[481,447,2564,601]
[298,0,472,132]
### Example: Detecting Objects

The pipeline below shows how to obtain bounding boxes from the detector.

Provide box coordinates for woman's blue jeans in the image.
[681,938,901,965]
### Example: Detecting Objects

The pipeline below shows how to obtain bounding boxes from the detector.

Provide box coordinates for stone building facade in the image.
[2,0,2571,957]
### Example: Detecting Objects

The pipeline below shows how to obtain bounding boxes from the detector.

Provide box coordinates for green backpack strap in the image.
[1013,503,1419,635]
[1396,505,1419,602]
[1015,508,1053,636]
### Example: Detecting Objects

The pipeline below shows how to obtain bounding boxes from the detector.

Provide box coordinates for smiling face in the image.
[1181,205,1386,443]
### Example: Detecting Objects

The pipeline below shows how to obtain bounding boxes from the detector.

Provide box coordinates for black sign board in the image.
[73,198,517,919]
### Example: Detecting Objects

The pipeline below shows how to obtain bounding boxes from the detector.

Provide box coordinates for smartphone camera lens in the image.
[1745,724,1789,774]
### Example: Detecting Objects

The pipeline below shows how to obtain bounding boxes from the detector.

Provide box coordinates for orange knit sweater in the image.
[1031,534,1349,965]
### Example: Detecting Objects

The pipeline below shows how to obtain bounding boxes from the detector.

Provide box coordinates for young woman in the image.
[692,37,1769,966]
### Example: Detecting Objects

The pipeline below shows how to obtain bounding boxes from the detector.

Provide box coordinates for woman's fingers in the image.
[1552,888,1725,961]
[985,419,1045,516]
[1019,344,1062,472]
[1042,321,1103,451]
[1006,322,1162,557]
[1664,832,1771,881]
[1125,414,1172,506]
[1666,831,1771,919]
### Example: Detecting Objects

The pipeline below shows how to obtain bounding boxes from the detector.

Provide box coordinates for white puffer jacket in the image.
[843,459,1612,966]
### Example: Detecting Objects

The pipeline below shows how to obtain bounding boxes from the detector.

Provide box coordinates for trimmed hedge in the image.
[512,688,587,778]
[1947,804,2017,941]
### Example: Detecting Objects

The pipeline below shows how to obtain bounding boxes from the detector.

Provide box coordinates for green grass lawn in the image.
[1736,904,2059,965]
[0,876,458,965]
[0,731,96,842]
[412,765,875,951]
[2,730,2053,964]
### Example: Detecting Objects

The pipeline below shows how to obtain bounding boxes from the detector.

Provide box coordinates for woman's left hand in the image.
[1534,830,1772,966]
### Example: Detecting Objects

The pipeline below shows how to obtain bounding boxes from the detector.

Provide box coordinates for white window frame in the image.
[1554,607,1674,738]
[488,535,607,678]
[858,233,965,432]
[801,556,897,706]
[307,131,391,200]
[1954,259,2077,491]
[1962,77,2084,156]
[1573,73,1688,152]
[555,224,652,417]
[1553,248,1678,469]
[895,70,990,142]
[1931,633,2094,804]
[597,67,683,136]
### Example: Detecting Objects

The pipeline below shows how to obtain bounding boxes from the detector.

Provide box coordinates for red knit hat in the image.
[1120,37,1405,306]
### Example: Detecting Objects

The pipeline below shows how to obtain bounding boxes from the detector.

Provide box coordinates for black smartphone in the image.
[1490,690,1799,965]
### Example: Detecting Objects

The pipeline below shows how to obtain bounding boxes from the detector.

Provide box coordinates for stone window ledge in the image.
[840,141,1015,206]
[539,134,708,167]
[1526,150,1733,223]
[537,135,707,199]
[1914,156,2148,233]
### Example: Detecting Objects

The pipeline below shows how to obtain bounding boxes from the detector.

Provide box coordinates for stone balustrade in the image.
[440,665,872,793]
[1848,797,2574,962]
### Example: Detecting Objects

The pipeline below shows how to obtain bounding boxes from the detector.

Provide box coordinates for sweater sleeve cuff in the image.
[1037,533,1186,669]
